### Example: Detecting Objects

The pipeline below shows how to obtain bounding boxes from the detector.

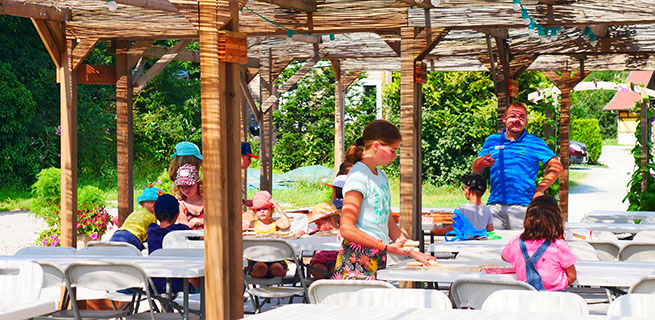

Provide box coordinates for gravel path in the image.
[568,145,633,222]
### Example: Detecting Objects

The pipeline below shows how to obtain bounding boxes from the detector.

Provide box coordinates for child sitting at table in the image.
[147,193,193,293]
[109,184,162,251]
[430,174,494,236]
[307,202,340,279]
[501,195,577,291]
[244,191,290,278]
[331,162,353,210]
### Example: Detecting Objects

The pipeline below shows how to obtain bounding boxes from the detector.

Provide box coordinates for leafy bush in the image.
[571,119,603,164]
[77,185,107,209]
[30,167,61,225]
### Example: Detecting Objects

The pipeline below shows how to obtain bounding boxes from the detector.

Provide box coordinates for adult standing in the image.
[473,102,563,230]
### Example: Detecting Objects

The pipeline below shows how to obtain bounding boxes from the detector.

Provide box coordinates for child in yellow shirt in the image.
[109,185,162,251]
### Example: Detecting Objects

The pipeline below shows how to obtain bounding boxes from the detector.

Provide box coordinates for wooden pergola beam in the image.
[128,40,155,70]
[71,39,99,70]
[240,72,262,124]
[343,71,362,90]
[260,50,326,113]
[0,0,70,21]
[133,40,191,94]
[31,19,63,69]
[256,0,317,13]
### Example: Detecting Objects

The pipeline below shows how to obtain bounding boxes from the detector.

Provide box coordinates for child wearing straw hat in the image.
[307,202,340,279]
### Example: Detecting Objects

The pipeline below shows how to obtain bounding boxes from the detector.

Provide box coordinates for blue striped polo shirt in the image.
[478,129,556,206]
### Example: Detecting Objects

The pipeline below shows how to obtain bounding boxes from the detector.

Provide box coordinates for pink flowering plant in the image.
[35,205,112,246]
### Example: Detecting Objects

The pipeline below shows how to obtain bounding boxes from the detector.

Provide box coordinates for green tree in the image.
[383,71,497,184]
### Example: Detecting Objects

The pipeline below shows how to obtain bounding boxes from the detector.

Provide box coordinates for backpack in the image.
[444,209,488,242]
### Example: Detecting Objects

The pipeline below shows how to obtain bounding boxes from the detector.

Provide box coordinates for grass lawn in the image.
[0,163,594,212]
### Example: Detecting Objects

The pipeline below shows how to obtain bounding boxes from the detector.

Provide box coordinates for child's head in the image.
[154,194,180,223]
[241,142,259,169]
[521,195,564,242]
[250,191,274,221]
[136,185,164,213]
[168,141,203,181]
[460,174,486,197]
[345,120,401,164]
[336,162,353,176]
[308,202,340,231]
[173,164,203,200]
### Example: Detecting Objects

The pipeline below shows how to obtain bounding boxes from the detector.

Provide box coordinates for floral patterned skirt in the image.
[332,239,386,280]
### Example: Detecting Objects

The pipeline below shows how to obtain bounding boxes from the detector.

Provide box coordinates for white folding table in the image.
[565,222,655,234]
[243,303,613,320]
[0,255,204,319]
[377,259,655,288]
[0,300,58,320]
[582,210,655,223]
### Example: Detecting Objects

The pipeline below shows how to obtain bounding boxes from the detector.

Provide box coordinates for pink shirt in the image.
[502,235,576,291]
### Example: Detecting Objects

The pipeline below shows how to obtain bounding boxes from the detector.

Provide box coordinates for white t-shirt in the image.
[457,203,493,230]
[342,161,391,241]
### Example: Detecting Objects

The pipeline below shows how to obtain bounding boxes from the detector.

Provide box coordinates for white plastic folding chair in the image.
[586,241,620,261]
[607,293,655,317]
[454,247,503,261]
[450,278,536,309]
[162,230,204,249]
[77,245,143,256]
[15,246,77,256]
[307,279,395,305]
[481,290,589,315]
[618,242,655,262]
[243,238,308,313]
[0,260,44,301]
[47,261,181,319]
[633,230,655,241]
[565,240,600,261]
[628,275,655,293]
[346,288,452,310]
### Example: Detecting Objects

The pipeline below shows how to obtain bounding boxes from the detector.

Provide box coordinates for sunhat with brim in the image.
[136,187,163,204]
[249,190,273,210]
[308,202,340,223]
[170,141,203,160]
[241,142,259,159]
[175,164,200,186]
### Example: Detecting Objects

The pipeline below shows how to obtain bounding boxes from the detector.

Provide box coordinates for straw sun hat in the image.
[307,202,340,223]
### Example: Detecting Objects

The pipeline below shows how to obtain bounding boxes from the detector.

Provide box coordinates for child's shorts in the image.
[109,230,145,251]
[245,260,288,278]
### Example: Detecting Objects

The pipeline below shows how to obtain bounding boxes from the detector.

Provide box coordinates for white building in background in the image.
[351,70,392,118]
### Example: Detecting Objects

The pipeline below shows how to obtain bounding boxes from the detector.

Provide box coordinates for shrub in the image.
[30,167,61,225]
[77,185,106,210]
[571,119,602,164]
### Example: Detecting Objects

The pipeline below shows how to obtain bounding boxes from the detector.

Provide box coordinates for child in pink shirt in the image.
[501,195,577,291]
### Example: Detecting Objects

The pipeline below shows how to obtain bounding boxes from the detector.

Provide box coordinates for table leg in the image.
[183,279,189,320]
[200,277,205,320]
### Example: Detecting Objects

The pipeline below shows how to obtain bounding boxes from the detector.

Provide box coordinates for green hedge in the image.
[571,119,602,164]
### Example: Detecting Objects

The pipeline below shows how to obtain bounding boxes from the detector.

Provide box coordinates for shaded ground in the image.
[568,145,633,222]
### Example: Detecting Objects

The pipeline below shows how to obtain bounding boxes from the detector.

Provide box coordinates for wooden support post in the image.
[199,1,243,318]
[240,67,249,203]
[60,35,78,248]
[399,27,422,241]
[331,59,345,174]
[115,40,134,227]
[558,71,572,222]
[259,51,274,193]
[641,100,648,193]
[494,37,510,132]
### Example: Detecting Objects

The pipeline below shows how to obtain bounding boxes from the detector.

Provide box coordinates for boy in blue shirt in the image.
[147,194,192,294]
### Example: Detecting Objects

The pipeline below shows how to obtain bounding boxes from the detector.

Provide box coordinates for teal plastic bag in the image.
[444,209,488,242]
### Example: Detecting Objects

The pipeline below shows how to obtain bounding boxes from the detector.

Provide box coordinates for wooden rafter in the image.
[31,18,64,69]
[0,0,71,21]
[133,39,191,94]
[256,0,317,13]
[169,0,247,30]
[260,50,326,113]
[240,72,262,124]
[343,71,362,90]
[128,40,155,70]
[71,39,98,70]
[416,27,449,61]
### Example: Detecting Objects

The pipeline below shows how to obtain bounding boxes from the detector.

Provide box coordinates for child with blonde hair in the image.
[173,164,204,229]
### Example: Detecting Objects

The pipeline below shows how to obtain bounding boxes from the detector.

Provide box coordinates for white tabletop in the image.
[377,259,655,288]
[0,299,57,320]
[0,255,204,278]
[428,240,508,253]
[242,303,614,320]
[244,235,342,252]
[566,222,655,233]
